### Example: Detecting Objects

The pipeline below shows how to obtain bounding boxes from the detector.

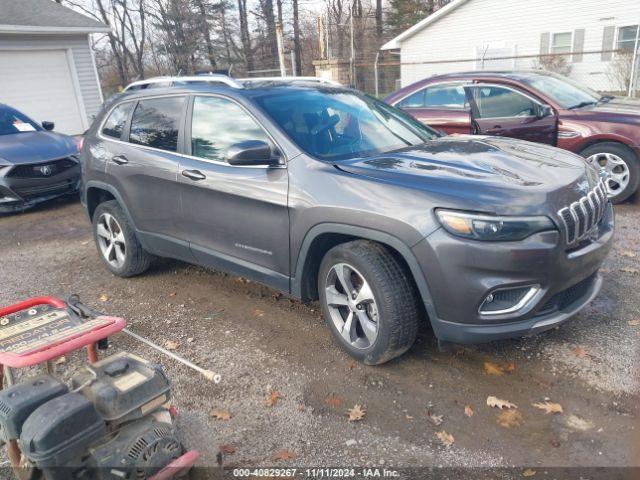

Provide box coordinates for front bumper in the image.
[0,165,80,213]
[413,203,614,344]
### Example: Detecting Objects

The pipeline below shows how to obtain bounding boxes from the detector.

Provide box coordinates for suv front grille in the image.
[13,180,76,200]
[7,157,78,179]
[557,180,608,245]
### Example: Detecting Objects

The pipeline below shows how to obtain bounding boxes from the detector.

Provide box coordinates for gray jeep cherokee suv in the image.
[81,79,614,364]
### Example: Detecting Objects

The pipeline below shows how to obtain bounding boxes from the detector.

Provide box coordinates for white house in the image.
[382,0,639,93]
[0,0,110,134]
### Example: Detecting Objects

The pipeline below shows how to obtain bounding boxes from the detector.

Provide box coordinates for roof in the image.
[381,0,470,50]
[0,0,110,34]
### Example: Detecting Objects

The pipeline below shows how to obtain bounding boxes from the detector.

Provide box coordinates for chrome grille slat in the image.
[557,180,608,246]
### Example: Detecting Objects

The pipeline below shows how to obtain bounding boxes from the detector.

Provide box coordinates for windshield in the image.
[0,105,41,136]
[254,88,438,161]
[520,73,601,109]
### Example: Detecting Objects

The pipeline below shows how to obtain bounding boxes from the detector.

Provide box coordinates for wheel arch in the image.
[577,137,639,159]
[292,224,437,320]
[84,181,137,229]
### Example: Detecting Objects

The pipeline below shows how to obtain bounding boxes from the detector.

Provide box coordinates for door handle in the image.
[181,169,206,181]
[111,154,128,165]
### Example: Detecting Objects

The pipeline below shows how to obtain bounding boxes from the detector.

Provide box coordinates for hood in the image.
[0,131,78,166]
[570,98,640,126]
[335,135,597,214]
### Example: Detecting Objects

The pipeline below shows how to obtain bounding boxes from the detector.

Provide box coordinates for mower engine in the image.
[0,352,183,479]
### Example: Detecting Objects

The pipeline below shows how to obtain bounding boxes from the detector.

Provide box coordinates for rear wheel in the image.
[581,142,639,203]
[92,200,153,277]
[318,240,420,365]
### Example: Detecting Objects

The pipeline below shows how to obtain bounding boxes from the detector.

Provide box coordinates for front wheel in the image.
[92,200,153,277]
[582,142,639,203]
[318,240,420,365]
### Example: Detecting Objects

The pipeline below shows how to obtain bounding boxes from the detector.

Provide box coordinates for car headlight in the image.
[436,209,556,241]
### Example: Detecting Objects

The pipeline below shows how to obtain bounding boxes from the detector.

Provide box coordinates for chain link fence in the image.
[340,48,640,98]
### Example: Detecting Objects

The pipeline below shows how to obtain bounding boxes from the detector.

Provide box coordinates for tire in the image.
[92,200,153,277]
[581,142,639,204]
[317,240,420,365]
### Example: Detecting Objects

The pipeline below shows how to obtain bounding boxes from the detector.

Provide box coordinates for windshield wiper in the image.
[568,100,597,110]
[598,95,614,103]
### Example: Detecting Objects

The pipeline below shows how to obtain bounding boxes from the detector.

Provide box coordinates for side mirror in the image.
[42,121,55,131]
[227,140,280,166]
[537,105,553,118]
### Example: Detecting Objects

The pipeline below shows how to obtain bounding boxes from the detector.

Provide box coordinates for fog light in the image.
[479,285,540,315]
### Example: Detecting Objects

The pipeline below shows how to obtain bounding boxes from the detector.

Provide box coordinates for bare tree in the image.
[292,0,302,75]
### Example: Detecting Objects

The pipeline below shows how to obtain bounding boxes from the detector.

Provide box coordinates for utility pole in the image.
[275,20,287,77]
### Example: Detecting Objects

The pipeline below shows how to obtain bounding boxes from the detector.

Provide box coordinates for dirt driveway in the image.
[0,197,638,478]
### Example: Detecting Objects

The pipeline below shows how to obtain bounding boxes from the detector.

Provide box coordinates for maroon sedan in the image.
[386,71,640,203]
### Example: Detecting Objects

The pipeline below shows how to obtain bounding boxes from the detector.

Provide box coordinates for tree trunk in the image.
[292,0,302,75]
[375,0,382,39]
[196,0,217,70]
[261,0,279,67]
[237,0,254,72]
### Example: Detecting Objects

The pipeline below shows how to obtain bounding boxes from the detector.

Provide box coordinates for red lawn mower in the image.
[0,295,210,480]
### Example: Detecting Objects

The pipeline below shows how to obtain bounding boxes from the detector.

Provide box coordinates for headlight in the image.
[436,209,556,241]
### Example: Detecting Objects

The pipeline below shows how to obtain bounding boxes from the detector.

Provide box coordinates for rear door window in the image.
[470,86,537,118]
[129,96,185,152]
[397,90,425,108]
[101,102,133,139]
[424,84,468,109]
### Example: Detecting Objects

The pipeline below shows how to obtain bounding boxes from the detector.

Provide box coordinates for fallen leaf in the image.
[168,291,177,297]
[487,396,517,409]
[464,405,474,417]
[435,430,455,446]
[272,450,296,461]
[483,361,504,376]
[54,356,66,365]
[253,308,265,317]
[621,267,639,274]
[81,240,89,245]
[628,319,640,326]
[532,401,563,414]
[428,412,444,426]
[265,390,282,407]
[504,362,516,373]
[99,294,109,302]
[347,404,366,422]
[164,340,180,350]
[324,394,342,408]
[496,409,523,428]
[620,250,637,258]
[566,414,594,431]
[219,444,236,454]
[348,362,357,370]
[210,408,231,421]
[572,346,588,358]
[405,414,413,420]
[522,468,536,477]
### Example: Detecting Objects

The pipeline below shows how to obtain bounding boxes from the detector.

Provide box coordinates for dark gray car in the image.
[0,104,81,213]
[80,80,614,364]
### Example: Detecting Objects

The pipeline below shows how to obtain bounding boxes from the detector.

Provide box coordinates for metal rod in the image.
[122,328,221,383]
[628,24,640,98]
[374,50,379,97]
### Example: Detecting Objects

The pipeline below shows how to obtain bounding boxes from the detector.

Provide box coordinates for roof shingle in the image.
[0,0,109,33]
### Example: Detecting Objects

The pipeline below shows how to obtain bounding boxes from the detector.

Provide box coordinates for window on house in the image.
[551,32,573,54]
[618,25,639,51]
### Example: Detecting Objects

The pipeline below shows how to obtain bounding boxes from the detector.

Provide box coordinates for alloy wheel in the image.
[324,263,379,349]
[586,152,630,197]
[96,213,126,269]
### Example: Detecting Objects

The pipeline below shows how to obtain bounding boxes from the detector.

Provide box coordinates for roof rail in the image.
[123,74,243,91]
[239,76,342,86]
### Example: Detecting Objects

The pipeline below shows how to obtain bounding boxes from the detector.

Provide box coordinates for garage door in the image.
[0,49,85,135]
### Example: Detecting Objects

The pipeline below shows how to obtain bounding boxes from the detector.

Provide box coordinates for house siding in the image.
[0,33,103,121]
[398,0,639,91]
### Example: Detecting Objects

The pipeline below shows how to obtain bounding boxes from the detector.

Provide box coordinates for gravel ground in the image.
[0,196,638,478]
